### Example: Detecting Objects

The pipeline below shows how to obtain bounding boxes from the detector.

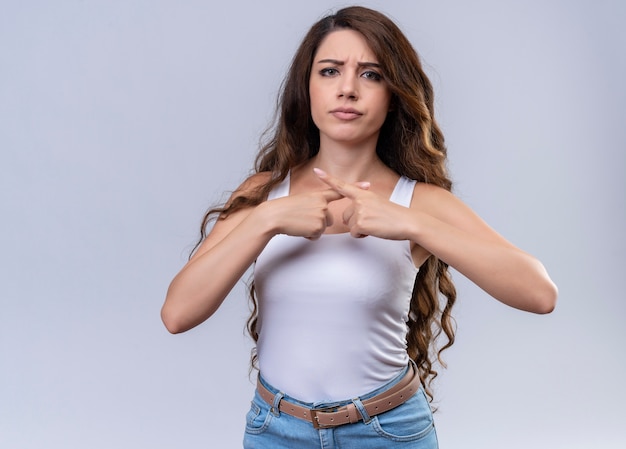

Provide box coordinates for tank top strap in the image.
[389,176,416,207]
[267,172,290,200]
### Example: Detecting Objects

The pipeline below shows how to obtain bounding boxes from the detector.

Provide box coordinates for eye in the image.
[362,70,382,81]
[320,67,339,77]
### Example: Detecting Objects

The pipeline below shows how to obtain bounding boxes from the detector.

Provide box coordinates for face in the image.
[309,29,391,149]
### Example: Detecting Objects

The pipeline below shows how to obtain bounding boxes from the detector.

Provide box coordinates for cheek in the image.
[374,93,392,121]
[308,85,324,126]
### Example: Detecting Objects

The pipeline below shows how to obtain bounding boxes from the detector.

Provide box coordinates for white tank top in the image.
[254,173,418,402]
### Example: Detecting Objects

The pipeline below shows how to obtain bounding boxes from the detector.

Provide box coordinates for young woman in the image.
[161,6,557,448]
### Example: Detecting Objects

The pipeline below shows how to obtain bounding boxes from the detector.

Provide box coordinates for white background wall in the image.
[1,0,624,448]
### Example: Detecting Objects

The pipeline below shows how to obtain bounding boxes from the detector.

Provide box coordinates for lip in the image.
[330,107,363,120]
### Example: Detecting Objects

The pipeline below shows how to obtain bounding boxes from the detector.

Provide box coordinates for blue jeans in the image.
[243,364,438,448]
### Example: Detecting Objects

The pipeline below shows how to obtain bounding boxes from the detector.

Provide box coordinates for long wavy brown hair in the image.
[195,6,456,401]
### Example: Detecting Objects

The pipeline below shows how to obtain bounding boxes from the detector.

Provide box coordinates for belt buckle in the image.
[310,405,339,429]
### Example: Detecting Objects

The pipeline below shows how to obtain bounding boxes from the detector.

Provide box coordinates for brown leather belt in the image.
[256,362,421,429]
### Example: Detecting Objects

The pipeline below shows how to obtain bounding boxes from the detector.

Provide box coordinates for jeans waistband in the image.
[256,361,420,429]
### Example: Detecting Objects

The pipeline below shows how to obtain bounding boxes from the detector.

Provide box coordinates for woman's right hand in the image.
[257,189,344,240]
[162,175,344,333]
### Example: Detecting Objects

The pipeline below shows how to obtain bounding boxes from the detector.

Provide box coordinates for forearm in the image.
[409,211,558,313]
[162,208,275,333]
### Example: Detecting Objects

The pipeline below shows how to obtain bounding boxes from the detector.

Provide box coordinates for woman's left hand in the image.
[314,168,410,240]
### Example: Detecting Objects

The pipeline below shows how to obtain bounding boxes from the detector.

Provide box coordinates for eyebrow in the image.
[316,58,381,68]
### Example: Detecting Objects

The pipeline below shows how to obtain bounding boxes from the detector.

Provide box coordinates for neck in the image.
[310,142,384,183]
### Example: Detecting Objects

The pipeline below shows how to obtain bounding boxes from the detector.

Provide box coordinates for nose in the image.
[338,75,358,100]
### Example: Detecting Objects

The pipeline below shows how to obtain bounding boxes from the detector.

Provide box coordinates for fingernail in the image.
[313,167,327,177]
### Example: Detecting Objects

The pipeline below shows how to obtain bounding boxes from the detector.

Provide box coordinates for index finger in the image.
[321,188,344,203]
[313,168,364,199]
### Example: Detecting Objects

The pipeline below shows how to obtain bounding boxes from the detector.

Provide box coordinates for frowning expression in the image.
[309,29,392,148]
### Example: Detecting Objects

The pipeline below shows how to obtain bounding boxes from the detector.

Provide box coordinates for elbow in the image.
[161,292,214,334]
[535,299,556,315]
[161,305,188,334]
[524,260,558,314]
[533,280,559,315]
[163,321,185,335]
[161,283,195,334]
[501,278,558,314]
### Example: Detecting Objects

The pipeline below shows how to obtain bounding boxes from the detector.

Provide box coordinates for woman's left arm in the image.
[316,170,558,314]
[406,183,558,313]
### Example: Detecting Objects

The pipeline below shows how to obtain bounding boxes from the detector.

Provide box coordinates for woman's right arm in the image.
[161,173,342,334]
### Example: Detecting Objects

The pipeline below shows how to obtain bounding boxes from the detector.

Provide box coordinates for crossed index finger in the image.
[313,168,370,198]
[321,188,344,203]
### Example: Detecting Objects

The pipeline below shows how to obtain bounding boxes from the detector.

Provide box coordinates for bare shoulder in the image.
[411,182,510,244]
[412,182,490,228]
[189,172,272,260]
[229,171,272,198]
[411,182,459,211]
[221,171,273,208]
